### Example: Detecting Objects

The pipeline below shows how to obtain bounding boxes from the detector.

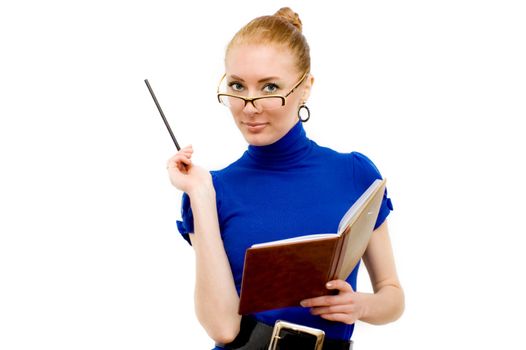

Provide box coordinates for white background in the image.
[1,1,525,349]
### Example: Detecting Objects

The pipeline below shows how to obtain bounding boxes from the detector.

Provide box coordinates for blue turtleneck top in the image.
[177,121,393,347]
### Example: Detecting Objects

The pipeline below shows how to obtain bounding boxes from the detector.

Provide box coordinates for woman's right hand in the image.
[169,146,241,342]
[166,145,213,196]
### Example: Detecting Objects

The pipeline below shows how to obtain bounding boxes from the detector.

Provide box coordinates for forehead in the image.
[225,44,298,80]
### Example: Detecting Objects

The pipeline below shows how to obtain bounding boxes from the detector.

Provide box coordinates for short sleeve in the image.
[349,152,394,229]
[176,192,194,245]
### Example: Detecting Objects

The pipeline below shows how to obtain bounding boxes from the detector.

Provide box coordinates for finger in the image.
[326,280,354,293]
[177,161,190,172]
[169,155,191,167]
[167,154,192,169]
[300,281,354,307]
[168,145,193,162]
[300,293,348,308]
[309,304,353,316]
[319,312,355,324]
[180,147,193,156]
[179,145,193,157]
[169,152,192,164]
[177,154,192,164]
[176,144,192,152]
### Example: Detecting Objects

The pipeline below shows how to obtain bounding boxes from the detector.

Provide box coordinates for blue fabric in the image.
[177,121,393,346]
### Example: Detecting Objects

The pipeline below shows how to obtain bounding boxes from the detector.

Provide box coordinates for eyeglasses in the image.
[216,72,308,111]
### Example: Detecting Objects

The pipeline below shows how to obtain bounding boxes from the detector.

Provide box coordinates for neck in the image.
[246,122,312,168]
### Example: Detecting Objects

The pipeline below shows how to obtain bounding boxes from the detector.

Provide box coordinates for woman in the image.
[168,7,404,349]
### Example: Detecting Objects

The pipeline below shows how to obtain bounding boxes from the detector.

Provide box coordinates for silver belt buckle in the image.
[268,320,325,350]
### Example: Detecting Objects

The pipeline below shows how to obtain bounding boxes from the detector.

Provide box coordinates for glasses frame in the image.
[216,71,309,110]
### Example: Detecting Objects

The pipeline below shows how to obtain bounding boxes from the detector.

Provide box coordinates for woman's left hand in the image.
[300,280,368,324]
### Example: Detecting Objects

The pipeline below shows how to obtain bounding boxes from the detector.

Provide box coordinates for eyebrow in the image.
[229,75,281,83]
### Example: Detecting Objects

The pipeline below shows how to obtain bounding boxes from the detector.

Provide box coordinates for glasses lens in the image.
[218,95,285,110]
[254,97,284,110]
[219,95,244,109]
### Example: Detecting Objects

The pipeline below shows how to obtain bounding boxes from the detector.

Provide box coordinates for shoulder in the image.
[209,152,252,197]
[210,151,249,181]
[310,142,381,174]
[312,142,384,184]
[345,151,385,189]
[347,151,383,177]
[308,140,349,163]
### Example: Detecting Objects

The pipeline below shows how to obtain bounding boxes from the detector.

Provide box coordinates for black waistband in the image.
[222,316,353,350]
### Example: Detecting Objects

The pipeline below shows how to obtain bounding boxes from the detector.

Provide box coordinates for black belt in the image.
[221,316,353,350]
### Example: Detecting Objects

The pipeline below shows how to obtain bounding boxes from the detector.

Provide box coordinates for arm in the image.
[168,146,241,343]
[301,220,405,325]
[358,220,405,324]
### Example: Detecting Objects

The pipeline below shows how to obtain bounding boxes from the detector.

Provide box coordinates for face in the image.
[223,44,313,146]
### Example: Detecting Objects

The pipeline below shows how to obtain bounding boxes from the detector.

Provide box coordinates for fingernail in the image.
[300,301,307,307]
[326,282,332,288]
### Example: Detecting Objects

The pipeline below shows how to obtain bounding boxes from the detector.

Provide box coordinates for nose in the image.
[242,99,261,114]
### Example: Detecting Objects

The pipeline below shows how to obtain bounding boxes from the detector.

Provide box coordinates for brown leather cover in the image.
[238,236,341,314]
[238,179,386,315]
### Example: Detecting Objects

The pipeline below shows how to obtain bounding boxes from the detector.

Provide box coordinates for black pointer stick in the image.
[144,79,181,151]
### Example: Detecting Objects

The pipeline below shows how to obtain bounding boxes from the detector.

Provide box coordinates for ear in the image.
[301,74,315,103]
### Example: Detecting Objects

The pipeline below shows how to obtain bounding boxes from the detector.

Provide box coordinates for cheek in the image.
[266,106,298,125]
[279,103,299,121]
[230,108,243,121]
[267,109,291,124]
[286,97,302,114]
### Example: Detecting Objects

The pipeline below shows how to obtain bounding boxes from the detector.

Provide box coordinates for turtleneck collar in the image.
[246,121,312,168]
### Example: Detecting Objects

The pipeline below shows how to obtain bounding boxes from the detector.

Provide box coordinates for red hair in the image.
[226,7,311,74]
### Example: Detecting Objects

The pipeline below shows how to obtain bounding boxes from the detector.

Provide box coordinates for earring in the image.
[298,104,310,123]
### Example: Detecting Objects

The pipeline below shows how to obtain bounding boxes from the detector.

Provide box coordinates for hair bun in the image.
[274,7,302,32]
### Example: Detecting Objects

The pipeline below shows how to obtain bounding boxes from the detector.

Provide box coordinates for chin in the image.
[243,132,278,146]
[244,135,270,146]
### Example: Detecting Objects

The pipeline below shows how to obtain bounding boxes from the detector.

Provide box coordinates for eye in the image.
[228,81,244,93]
[262,83,279,94]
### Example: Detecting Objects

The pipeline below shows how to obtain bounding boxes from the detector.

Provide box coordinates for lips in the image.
[245,122,267,127]
[243,121,269,132]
